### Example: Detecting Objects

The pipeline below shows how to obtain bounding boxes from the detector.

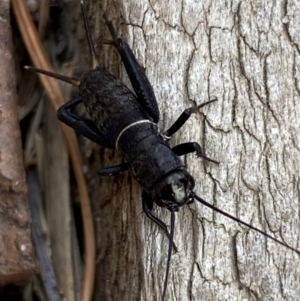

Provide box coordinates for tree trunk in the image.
[73,1,300,300]
[0,0,38,286]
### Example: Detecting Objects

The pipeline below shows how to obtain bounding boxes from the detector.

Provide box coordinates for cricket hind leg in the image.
[58,96,113,148]
[103,15,160,123]
[142,190,178,252]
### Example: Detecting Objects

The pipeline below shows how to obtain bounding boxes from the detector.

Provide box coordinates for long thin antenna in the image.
[81,1,99,68]
[193,193,300,254]
[162,209,176,301]
[24,66,80,86]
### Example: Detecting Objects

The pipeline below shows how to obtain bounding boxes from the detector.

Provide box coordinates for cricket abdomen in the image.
[79,67,149,146]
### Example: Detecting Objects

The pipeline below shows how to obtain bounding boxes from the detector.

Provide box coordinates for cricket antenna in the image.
[24,66,80,86]
[81,1,99,68]
[193,193,300,255]
[162,209,176,301]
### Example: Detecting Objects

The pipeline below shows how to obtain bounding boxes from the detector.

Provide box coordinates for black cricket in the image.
[26,2,300,300]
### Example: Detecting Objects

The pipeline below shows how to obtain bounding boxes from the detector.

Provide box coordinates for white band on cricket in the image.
[115,119,157,151]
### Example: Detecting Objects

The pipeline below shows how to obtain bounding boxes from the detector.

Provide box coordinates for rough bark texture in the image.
[71,0,300,300]
[0,0,37,286]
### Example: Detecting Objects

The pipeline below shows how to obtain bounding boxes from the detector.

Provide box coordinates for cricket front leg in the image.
[172,142,219,164]
[142,190,177,252]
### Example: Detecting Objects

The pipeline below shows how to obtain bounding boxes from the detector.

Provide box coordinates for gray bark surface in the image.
[73,0,300,300]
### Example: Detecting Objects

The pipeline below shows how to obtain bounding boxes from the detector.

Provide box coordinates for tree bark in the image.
[72,0,300,300]
[0,0,38,286]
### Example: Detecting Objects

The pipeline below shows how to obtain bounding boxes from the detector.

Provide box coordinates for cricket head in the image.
[151,170,195,211]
